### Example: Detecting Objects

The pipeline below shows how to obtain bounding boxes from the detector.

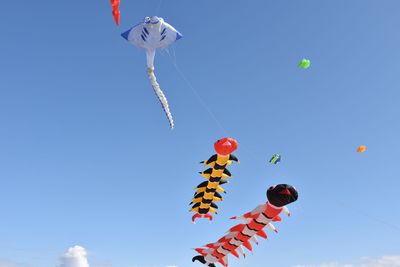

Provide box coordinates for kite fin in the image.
[192,213,213,223]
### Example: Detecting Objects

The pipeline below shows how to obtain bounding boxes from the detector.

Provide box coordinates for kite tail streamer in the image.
[147,68,174,129]
[110,0,120,26]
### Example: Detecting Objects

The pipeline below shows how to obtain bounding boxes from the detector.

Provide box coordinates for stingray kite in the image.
[110,0,120,26]
[122,16,183,129]
[190,138,239,222]
[192,184,298,267]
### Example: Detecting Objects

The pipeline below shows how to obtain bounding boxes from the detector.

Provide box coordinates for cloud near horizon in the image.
[58,246,90,267]
[293,255,400,267]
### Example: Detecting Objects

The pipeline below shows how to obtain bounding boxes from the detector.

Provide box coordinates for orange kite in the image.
[357,145,366,153]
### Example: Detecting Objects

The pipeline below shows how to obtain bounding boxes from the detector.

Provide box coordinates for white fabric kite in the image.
[122,16,183,129]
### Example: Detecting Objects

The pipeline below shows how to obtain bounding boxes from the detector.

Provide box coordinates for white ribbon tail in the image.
[147,68,174,129]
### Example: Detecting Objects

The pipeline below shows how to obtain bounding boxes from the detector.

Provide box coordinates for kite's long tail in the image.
[147,68,174,129]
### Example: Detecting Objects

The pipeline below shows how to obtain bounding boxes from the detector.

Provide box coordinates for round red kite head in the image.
[214,137,238,156]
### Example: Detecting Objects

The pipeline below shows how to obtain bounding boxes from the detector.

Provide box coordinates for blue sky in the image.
[0,0,399,266]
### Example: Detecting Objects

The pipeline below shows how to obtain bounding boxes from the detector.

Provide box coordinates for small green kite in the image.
[298,58,311,69]
[269,153,281,164]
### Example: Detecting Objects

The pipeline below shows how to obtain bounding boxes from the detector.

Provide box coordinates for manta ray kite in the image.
[122,16,183,129]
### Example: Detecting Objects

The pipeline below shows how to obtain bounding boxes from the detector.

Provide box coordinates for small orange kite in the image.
[357,145,366,153]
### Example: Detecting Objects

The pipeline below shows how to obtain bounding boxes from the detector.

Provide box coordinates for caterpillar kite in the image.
[190,138,239,222]
[122,16,183,129]
[192,184,298,267]
[110,0,120,26]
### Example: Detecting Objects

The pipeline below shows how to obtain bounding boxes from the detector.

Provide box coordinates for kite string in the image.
[155,0,164,14]
[165,48,228,135]
[165,48,261,163]
[337,201,400,232]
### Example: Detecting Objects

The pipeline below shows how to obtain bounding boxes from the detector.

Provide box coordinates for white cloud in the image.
[293,255,400,267]
[58,245,90,267]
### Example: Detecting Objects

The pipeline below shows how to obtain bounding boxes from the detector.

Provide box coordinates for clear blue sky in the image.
[0,1,399,266]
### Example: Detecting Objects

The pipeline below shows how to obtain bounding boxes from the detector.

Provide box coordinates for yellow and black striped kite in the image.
[190,138,239,222]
